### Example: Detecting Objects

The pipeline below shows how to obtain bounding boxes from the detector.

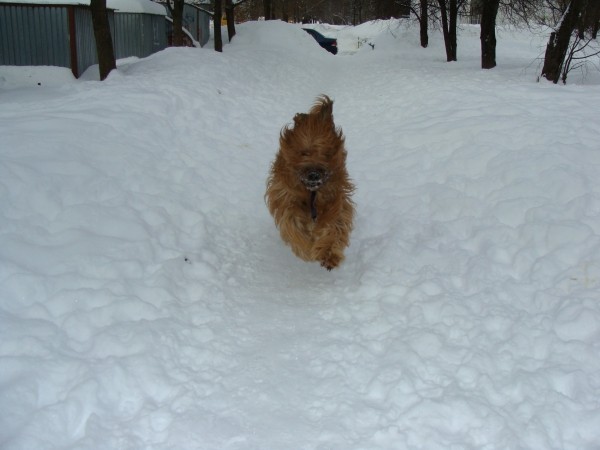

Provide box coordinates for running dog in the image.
[265,95,355,270]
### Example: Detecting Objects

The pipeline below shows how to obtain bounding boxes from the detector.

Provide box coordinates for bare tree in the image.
[437,0,459,61]
[352,0,366,25]
[264,0,274,19]
[223,0,251,41]
[399,0,430,48]
[480,0,500,68]
[561,32,600,82]
[215,0,224,51]
[541,0,587,83]
[166,0,186,47]
[90,0,116,80]
[419,0,429,48]
[225,0,236,41]
[581,0,600,38]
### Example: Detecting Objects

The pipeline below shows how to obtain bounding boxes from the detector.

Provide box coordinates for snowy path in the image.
[1,20,600,449]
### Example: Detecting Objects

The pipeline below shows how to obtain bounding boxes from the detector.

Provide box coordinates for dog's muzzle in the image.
[300,167,331,191]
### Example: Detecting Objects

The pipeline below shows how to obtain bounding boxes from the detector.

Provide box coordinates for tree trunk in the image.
[90,0,116,81]
[281,0,289,22]
[225,0,236,42]
[264,0,272,20]
[438,0,457,61]
[420,0,428,48]
[171,0,185,47]
[214,0,223,52]
[480,0,500,69]
[585,1,600,38]
[541,0,586,83]
[438,0,450,59]
[448,0,458,61]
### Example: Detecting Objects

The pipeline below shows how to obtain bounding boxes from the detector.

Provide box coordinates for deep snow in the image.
[1,19,600,449]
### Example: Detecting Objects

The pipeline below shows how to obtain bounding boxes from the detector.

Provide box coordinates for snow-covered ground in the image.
[1,19,600,449]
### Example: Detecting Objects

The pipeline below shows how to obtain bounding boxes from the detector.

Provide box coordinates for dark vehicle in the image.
[302,28,338,55]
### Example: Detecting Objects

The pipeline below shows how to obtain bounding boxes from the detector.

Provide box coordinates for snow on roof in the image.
[109,0,166,15]
[0,0,167,15]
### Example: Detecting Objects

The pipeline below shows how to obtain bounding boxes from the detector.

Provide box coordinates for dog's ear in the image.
[293,113,308,126]
[311,95,334,121]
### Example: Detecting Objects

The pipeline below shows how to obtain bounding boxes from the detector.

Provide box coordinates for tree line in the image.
[231,0,600,83]
[90,0,599,85]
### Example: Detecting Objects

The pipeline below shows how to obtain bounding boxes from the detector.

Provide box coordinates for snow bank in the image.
[1,19,600,450]
[0,65,76,88]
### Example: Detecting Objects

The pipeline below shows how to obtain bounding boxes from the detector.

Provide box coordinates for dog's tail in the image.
[310,95,334,119]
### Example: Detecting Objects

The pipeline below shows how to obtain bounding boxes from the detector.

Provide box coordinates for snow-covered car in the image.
[302,28,338,55]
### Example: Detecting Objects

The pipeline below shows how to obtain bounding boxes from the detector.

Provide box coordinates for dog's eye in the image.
[300,151,311,157]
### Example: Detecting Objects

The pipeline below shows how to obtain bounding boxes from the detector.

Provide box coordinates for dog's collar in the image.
[310,191,317,222]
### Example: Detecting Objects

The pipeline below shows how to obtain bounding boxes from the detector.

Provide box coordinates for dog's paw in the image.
[320,253,342,271]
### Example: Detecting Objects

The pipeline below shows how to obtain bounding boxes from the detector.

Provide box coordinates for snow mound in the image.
[232,20,336,59]
[1,19,600,450]
[0,65,75,88]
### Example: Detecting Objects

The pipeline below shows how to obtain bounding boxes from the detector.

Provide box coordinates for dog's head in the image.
[279,96,346,191]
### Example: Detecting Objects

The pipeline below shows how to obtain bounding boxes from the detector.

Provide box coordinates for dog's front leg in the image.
[311,223,348,270]
[278,214,315,262]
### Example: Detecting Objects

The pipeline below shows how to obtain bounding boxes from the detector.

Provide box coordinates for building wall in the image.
[182,4,210,47]
[164,3,209,47]
[73,7,108,77]
[113,12,167,59]
[0,4,71,68]
[1,3,167,77]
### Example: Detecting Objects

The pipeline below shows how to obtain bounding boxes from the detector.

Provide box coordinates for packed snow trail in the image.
[1,20,600,449]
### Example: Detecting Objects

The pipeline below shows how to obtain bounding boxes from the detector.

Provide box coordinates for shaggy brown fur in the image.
[265,95,355,270]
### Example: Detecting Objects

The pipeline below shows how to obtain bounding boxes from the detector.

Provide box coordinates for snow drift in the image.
[1,19,600,449]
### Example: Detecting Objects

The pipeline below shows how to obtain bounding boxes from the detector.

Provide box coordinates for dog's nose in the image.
[306,171,322,183]
[300,167,331,190]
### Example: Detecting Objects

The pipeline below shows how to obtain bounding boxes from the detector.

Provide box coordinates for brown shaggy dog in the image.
[265,95,355,270]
